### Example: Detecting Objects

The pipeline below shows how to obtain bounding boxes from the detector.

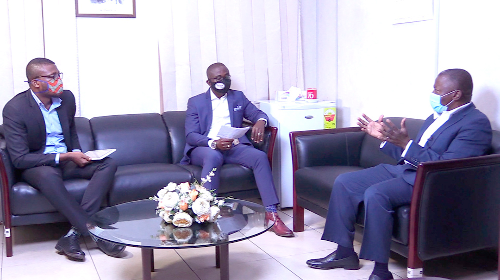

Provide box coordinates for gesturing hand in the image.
[357,114,386,141]
[380,118,411,148]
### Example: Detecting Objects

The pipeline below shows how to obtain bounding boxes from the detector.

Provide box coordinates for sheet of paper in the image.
[85,149,116,160]
[217,126,250,139]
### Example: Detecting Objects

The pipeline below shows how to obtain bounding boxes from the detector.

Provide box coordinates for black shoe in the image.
[307,251,360,270]
[368,273,393,280]
[95,238,126,257]
[55,232,85,261]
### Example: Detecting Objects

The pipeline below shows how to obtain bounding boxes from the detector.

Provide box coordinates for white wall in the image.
[334,0,500,130]
[76,0,160,119]
[335,0,437,127]
[2,0,500,129]
[437,0,500,129]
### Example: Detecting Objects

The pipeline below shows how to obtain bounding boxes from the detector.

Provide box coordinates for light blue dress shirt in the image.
[31,91,67,164]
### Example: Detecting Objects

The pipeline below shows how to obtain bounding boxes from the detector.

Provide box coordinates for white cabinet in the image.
[259,100,336,207]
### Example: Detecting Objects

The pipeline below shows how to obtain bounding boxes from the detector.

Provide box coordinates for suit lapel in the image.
[202,89,213,135]
[426,103,475,145]
[56,101,71,150]
[226,90,235,126]
[26,90,46,139]
[415,115,435,143]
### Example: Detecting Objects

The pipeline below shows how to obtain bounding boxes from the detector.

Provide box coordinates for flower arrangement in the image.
[156,222,228,245]
[151,168,225,227]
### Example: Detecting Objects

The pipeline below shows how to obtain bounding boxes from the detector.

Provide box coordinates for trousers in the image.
[21,157,117,234]
[321,164,413,263]
[189,144,279,207]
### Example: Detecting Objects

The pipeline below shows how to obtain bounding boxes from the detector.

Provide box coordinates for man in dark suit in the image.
[181,62,294,237]
[2,58,125,261]
[306,69,492,280]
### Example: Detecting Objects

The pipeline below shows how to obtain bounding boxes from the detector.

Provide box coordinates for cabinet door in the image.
[279,108,324,132]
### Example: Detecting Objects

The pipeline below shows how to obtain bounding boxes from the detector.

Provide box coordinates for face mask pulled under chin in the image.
[211,77,231,94]
[35,78,64,95]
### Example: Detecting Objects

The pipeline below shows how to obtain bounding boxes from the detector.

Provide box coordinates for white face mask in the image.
[430,90,456,114]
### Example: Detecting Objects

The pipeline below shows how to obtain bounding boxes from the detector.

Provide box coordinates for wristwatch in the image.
[210,140,217,149]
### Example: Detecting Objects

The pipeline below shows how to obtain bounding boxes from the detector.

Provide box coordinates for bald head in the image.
[206,62,228,79]
[438,69,473,102]
[26,58,56,82]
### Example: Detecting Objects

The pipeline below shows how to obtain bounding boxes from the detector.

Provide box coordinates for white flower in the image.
[162,212,172,223]
[172,212,193,227]
[198,189,214,201]
[165,182,177,192]
[157,187,169,199]
[208,206,220,222]
[191,198,211,216]
[179,182,191,193]
[161,192,180,209]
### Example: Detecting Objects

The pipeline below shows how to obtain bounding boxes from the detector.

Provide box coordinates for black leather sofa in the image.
[290,117,500,277]
[0,111,277,257]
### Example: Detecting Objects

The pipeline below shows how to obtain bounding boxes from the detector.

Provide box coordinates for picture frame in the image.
[75,0,136,18]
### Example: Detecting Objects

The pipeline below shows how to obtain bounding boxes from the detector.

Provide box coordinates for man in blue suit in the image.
[181,62,294,237]
[306,69,492,280]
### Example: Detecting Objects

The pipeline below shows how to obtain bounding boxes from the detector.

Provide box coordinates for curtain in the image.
[0,0,80,116]
[0,0,45,112]
[157,0,304,111]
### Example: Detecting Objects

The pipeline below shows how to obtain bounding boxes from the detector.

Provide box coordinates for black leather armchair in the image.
[290,117,500,277]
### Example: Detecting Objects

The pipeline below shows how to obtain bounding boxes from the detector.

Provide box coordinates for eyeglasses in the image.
[210,74,230,83]
[35,72,63,81]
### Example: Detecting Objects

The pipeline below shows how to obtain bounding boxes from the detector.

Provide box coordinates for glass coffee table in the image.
[87,198,273,280]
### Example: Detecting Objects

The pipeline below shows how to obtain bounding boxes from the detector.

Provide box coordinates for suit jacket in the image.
[181,89,268,164]
[2,89,81,170]
[381,103,492,185]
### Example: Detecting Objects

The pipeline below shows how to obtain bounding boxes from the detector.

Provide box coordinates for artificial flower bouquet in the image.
[150,169,225,227]
[156,222,229,245]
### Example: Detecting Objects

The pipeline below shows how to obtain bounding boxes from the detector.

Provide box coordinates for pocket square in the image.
[234,105,242,111]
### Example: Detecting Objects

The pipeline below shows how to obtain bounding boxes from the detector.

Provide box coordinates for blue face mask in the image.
[429,90,456,114]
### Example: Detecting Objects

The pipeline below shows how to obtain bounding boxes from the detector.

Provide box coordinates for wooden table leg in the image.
[215,246,220,268]
[151,250,154,272]
[218,244,229,280]
[141,248,153,280]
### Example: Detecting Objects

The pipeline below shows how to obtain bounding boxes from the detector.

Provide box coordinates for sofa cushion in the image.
[10,179,97,215]
[75,117,94,152]
[90,113,172,166]
[295,166,364,210]
[161,111,187,164]
[109,163,192,205]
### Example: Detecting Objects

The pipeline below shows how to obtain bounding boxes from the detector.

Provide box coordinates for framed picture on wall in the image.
[75,0,136,18]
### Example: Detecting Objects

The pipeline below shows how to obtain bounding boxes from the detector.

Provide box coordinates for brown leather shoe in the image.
[265,212,295,237]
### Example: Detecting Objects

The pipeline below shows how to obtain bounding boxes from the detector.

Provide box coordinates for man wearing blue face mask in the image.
[306,69,492,280]
[2,58,125,261]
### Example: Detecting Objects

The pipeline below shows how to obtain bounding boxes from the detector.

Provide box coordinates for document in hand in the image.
[217,126,250,139]
[85,149,116,160]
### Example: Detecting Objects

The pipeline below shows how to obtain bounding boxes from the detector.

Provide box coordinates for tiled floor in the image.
[1,208,498,280]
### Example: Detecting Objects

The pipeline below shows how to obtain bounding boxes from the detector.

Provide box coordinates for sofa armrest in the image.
[409,154,500,263]
[244,123,277,166]
[290,127,364,173]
